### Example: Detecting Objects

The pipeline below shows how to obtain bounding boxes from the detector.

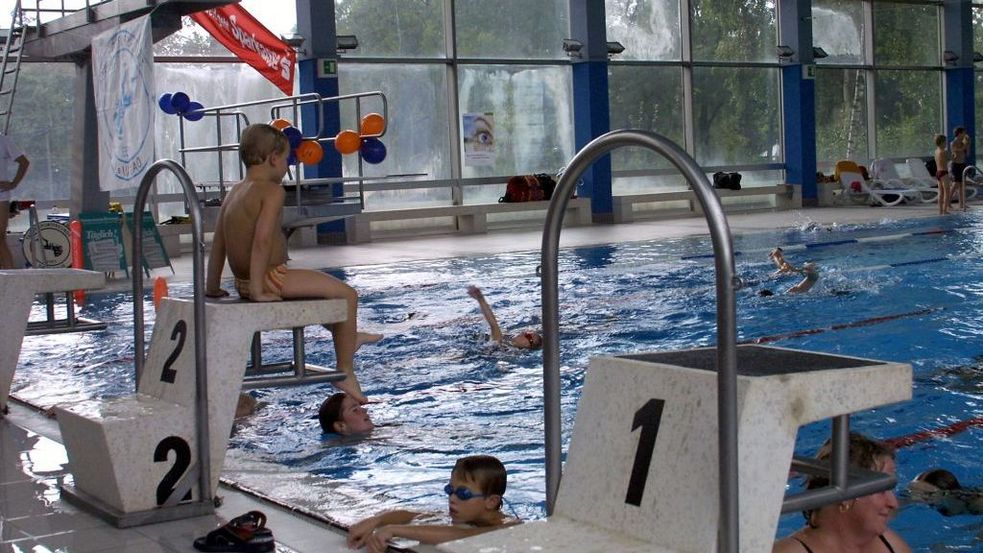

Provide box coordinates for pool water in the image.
[13,214,983,550]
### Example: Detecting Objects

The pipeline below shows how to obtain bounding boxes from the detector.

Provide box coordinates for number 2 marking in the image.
[154,436,192,505]
[159,320,187,384]
[625,398,666,506]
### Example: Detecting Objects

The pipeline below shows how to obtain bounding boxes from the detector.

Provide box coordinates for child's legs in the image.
[279,268,358,369]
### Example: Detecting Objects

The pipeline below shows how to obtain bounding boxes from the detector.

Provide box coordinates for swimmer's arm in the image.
[205,203,228,297]
[346,510,421,549]
[248,186,285,302]
[374,522,516,546]
[468,286,503,342]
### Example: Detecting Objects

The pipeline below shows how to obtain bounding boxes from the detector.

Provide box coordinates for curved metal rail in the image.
[540,130,739,553]
[132,159,211,506]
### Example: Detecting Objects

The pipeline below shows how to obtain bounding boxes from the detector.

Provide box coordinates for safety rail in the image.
[177,90,388,210]
[131,158,212,510]
[539,129,896,553]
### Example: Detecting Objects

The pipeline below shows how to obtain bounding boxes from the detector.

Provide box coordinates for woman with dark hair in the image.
[773,433,912,553]
[908,468,983,516]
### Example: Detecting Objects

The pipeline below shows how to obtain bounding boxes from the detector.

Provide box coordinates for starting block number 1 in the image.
[625,398,666,506]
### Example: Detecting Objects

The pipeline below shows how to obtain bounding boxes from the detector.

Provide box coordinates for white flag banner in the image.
[92,16,156,191]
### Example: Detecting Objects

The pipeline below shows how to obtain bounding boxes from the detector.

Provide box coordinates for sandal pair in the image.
[193,510,275,552]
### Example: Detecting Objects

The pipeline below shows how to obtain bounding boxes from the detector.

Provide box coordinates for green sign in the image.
[78,211,127,275]
[124,211,171,272]
[317,58,337,78]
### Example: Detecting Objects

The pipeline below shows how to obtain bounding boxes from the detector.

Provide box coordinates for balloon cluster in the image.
[158,92,205,121]
[271,119,324,166]
[334,112,387,164]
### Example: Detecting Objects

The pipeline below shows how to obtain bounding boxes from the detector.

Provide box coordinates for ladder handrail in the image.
[132,158,211,507]
[0,0,26,134]
[539,129,740,553]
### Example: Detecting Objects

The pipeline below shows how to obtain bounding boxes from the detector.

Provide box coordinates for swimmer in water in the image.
[769,248,798,276]
[787,262,820,294]
[467,286,542,349]
[908,469,983,516]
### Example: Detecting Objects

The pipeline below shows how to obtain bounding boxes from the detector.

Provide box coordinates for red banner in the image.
[191,6,296,96]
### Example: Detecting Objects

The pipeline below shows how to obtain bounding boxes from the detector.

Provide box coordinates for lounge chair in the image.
[905,157,977,202]
[834,160,920,207]
[870,158,937,203]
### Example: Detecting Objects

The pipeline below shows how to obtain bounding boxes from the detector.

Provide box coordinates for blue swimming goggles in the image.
[444,484,485,501]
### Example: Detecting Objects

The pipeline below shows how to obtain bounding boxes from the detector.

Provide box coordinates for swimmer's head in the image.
[510,329,543,350]
[758,289,774,297]
[802,262,818,274]
[318,392,374,435]
[912,469,961,492]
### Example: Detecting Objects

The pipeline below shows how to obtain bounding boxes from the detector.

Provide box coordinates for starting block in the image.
[440,344,911,553]
[0,268,106,414]
[56,296,347,526]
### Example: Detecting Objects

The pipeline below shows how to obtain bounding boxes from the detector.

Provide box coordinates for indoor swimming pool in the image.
[11,213,983,550]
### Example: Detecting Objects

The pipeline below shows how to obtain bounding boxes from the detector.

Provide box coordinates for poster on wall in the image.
[463,113,496,167]
[91,16,156,191]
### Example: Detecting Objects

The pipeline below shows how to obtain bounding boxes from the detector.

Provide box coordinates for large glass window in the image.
[690,0,777,63]
[812,0,865,65]
[8,63,75,203]
[455,0,568,59]
[608,65,684,193]
[873,2,939,67]
[691,67,781,165]
[336,0,446,58]
[874,69,942,158]
[605,0,682,61]
[458,65,573,191]
[815,68,868,164]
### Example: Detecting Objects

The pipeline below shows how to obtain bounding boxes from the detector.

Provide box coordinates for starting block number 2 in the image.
[625,398,666,506]
[154,318,192,506]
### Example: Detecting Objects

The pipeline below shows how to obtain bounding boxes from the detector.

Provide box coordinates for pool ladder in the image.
[540,129,895,553]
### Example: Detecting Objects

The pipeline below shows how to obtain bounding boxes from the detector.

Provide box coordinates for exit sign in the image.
[317,58,337,78]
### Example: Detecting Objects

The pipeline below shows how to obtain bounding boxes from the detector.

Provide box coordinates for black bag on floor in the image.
[713,171,742,191]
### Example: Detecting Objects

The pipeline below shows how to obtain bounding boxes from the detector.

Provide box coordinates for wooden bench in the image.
[612,184,799,223]
[344,197,592,244]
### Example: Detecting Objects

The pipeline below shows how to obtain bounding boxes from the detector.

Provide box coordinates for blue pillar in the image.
[944,0,975,160]
[296,0,345,240]
[778,0,818,203]
[569,0,612,222]
[781,66,817,201]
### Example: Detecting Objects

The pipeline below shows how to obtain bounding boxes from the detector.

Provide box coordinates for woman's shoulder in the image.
[772,533,807,553]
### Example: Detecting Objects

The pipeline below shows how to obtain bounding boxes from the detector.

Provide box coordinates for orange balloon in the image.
[270,118,292,130]
[153,276,169,310]
[334,129,361,155]
[296,140,324,164]
[360,113,386,136]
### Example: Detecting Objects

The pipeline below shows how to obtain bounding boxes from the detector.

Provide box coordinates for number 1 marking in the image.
[625,398,666,506]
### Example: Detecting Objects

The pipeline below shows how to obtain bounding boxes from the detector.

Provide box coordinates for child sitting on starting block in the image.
[347,455,520,552]
[206,123,381,403]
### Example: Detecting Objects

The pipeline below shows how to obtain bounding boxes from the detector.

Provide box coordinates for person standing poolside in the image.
[0,134,29,269]
[935,133,952,215]
[347,455,520,552]
[773,433,911,553]
[950,126,972,211]
[205,124,381,404]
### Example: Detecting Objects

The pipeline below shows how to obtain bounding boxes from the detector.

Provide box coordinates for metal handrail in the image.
[132,159,211,507]
[540,129,740,553]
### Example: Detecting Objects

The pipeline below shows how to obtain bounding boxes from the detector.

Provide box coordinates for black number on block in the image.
[625,398,666,506]
[154,436,192,505]
[160,320,187,384]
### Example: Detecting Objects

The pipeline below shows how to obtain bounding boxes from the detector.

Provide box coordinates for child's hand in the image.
[347,516,379,549]
[467,285,483,299]
[365,526,395,553]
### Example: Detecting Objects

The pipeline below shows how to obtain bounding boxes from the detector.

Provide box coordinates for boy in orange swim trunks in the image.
[206,123,381,403]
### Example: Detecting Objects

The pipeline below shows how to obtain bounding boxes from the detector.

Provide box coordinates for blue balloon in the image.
[360,138,387,164]
[170,92,191,114]
[158,93,176,114]
[287,150,298,166]
[282,126,303,149]
[183,101,205,122]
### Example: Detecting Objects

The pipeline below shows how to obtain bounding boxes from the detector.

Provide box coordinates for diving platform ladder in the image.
[0,0,26,134]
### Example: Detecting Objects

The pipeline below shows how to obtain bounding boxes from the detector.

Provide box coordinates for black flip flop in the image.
[193,510,275,552]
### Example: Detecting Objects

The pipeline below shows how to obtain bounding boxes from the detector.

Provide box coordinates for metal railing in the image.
[539,129,741,553]
[131,158,211,508]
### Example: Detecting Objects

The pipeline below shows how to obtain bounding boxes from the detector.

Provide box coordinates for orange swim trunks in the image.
[235,264,287,300]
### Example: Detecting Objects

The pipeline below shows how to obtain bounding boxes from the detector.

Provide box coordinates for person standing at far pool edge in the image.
[950,126,972,211]
[0,134,30,269]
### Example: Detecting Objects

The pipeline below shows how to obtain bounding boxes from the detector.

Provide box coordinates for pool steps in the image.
[53,296,347,527]
[440,345,911,553]
[0,268,106,415]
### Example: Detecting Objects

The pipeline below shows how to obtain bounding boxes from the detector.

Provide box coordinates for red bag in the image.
[499,175,545,203]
